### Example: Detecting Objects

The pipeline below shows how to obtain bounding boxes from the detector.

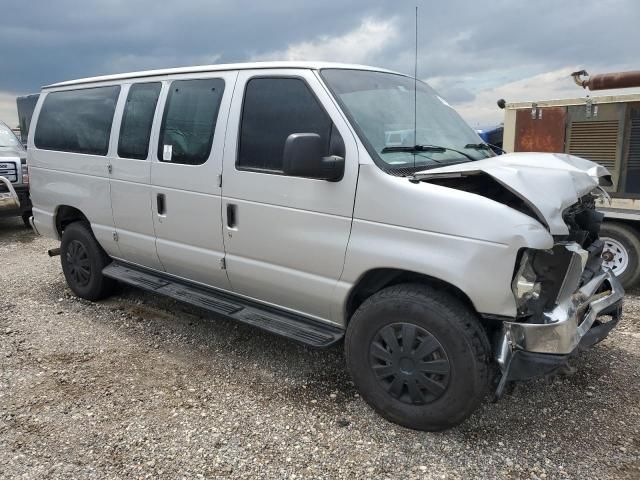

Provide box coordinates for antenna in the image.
[413,6,418,168]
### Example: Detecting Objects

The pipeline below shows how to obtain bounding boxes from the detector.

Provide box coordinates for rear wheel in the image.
[21,211,32,228]
[345,283,491,431]
[60,222,115,300]
[600,222,640,288]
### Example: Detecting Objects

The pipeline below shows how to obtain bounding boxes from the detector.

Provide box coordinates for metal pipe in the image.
[0,176,20,211]
[571,69,640,90]
[571,70,589,87]
[48,248,61,257]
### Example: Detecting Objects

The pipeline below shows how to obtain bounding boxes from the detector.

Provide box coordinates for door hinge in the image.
[219,257,226,270]
[112,231,119,242]
[217,174,222,188]
[108,163,113,174]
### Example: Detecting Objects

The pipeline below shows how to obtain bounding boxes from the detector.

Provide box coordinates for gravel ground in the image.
[0,217,639,479]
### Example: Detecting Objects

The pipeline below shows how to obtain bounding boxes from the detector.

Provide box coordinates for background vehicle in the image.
[10,127,22,143]
[475,124,504,154]
[0,121,31,225]
[502,71,640,288]
[27,62,623,431]
[16,94,40,148]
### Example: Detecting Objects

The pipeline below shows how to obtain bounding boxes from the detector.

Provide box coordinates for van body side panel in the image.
[109,83,164,270]
[150,72,238,289]
[110,168,160,268]
[29,165,118,256]
[28,91,120,256]
[27,94,57,239]
[336,165,554,322]
[221,69,360,321]
[339,219,517,318]
[222,197,352,322]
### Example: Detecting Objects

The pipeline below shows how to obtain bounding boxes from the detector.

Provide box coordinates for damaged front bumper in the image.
[495,245,624,395]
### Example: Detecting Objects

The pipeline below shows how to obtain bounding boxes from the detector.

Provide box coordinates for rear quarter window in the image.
[35,86,120,156]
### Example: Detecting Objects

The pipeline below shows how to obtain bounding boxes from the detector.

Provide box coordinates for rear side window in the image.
[238,77,332,172]
[158,78,225,165]
[35,86,120,155]
[118,82,161,160]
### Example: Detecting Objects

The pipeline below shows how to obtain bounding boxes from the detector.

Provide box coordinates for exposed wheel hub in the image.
[369,323,450,405]
[601,237,629,276]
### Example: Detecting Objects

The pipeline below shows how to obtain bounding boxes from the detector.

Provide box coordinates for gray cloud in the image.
[0,0,390,91]
[435,85,476,104]
[0,0,638,126]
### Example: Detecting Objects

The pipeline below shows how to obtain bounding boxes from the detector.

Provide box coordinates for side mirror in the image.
[282,133,344,181]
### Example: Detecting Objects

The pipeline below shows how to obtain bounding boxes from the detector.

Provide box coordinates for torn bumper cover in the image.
[496,244,624,391]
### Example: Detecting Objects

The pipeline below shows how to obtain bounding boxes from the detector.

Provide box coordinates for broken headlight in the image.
[512,250,541,314]
[512,244,588,318]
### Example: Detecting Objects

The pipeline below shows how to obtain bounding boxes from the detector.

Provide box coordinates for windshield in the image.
[321,69,492,174]
[0,123,23,150]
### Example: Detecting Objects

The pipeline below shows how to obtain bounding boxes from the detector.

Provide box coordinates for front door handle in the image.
[157,193,166,215]
[227,204,237,229]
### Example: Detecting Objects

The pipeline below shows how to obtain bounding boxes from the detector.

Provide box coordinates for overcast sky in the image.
[1,0,639,128]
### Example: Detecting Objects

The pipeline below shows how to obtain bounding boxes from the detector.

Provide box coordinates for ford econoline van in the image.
[28,62,624,430]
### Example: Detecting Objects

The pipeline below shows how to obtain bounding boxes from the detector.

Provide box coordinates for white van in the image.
[28,62,623,430]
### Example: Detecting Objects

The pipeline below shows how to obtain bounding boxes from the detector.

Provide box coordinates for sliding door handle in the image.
[227,204,237,229]
[157,193,166,215]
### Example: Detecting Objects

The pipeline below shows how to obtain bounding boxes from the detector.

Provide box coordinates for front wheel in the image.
[345,283,491,431]
[600,222,640,288]
[60,222,116,300]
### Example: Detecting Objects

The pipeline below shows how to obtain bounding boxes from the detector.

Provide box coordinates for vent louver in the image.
[567,120,620,173]
[624,110,640,193]
[628,112,640,169]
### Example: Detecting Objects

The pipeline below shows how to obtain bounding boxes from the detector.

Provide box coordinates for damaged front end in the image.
[495,193,624,396]
[411,153,624,395]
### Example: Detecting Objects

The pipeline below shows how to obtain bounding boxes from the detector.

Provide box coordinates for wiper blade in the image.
[382,145,445,153]
[382,144,477,162]
[464,143,491,150]
[465,142,505,154]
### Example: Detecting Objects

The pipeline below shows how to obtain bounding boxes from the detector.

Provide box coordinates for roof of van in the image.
[44,61,402,89]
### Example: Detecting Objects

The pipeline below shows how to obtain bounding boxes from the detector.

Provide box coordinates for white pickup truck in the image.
[0,121,31,225]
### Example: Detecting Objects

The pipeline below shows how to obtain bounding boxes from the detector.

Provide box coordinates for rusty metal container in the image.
[502,93,640,195]
[514,107,566,153]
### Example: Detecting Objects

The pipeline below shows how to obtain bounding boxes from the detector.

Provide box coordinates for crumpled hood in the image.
[413,152,610,235]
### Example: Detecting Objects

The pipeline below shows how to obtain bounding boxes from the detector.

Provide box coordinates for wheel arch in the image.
[344,268,479,324]
[55,205,90,237]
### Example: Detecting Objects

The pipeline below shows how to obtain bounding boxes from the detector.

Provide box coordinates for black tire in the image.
[345,283,491,431]
[60,222,116,300]
[600,222,640,289]
[21,210,32,228]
